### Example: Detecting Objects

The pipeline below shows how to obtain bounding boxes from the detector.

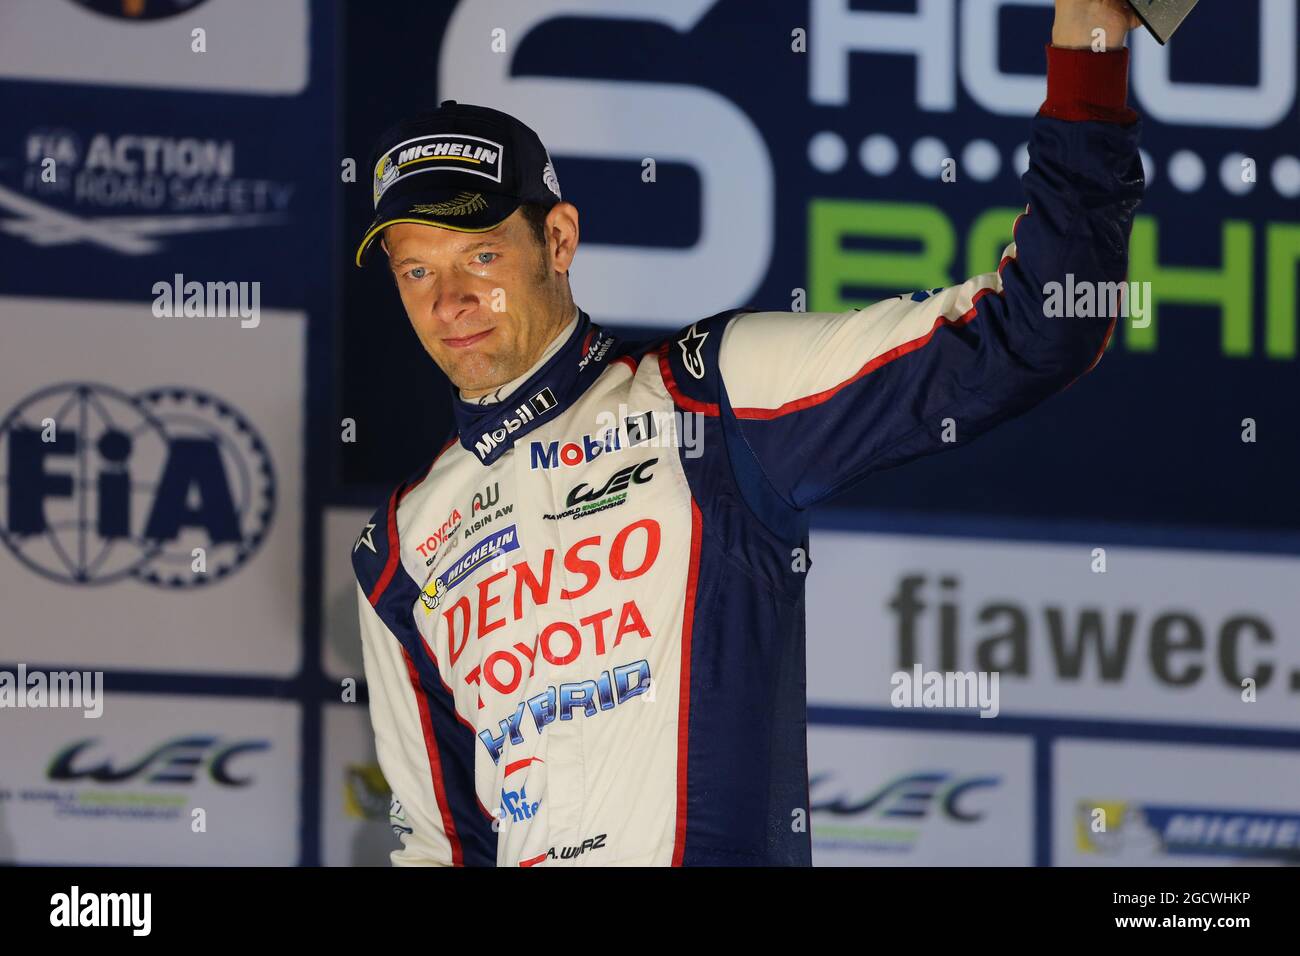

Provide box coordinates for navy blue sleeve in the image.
[694,58,1143,509]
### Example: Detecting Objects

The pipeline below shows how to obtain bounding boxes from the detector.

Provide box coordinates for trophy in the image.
[1127,0,1200,44]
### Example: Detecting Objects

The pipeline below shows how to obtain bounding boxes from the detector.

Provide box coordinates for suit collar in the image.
[452,309,618,464]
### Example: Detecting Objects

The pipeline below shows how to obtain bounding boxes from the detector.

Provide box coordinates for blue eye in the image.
[476,252,498,265]
[405,266,427,279]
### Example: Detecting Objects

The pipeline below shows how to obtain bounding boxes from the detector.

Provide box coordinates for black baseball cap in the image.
[354,100,563,266]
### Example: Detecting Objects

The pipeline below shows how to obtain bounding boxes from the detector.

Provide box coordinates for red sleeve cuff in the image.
[1038,44,1139,125]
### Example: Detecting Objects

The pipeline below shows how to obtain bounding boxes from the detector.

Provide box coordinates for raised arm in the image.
[665,28,1144,511]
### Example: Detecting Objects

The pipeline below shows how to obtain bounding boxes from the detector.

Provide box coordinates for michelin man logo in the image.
[374,155,399,206]
[420,577,448,614]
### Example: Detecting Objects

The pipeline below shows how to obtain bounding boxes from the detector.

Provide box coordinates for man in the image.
[352,0,1145,866]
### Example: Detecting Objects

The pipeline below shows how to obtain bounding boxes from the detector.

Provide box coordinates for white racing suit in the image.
[352,45,1144,866]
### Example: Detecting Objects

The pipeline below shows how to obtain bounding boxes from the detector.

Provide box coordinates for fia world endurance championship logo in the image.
[69,0,211,21]
[0,384,274,588]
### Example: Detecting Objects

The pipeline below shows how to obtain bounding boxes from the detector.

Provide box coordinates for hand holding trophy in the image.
[1127,0,1200,44]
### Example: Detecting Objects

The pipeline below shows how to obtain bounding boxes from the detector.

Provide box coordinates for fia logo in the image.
[0,383,275,587]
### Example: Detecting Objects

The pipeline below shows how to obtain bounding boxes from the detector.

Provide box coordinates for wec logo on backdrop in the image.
[49,735,269,786]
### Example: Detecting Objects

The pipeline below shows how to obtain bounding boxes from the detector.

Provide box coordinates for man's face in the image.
[383,207,574,399]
